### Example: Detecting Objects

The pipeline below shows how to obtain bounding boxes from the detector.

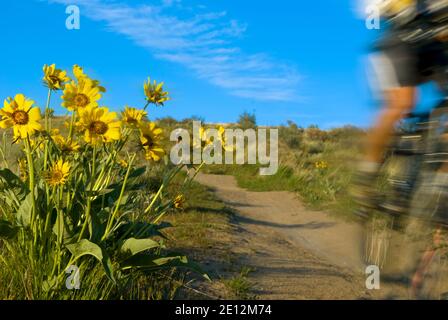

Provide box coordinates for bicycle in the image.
[358,8,448,299]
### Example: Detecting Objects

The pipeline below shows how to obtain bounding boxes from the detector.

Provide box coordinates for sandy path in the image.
[195,173,385,300]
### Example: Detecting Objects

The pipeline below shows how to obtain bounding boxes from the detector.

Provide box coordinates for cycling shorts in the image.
[368,33,448,95]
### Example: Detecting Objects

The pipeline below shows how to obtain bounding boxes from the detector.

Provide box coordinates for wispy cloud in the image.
[48,0,300,101]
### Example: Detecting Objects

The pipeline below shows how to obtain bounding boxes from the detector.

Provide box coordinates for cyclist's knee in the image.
[385,87,416,118]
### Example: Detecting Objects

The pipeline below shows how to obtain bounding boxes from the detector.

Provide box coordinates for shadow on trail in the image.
[223,201,261,208]
[237,216,336,230]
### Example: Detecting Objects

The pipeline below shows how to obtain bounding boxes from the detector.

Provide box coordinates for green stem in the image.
[102,154,135,241]
[43,90,51,171]
[68,112,76,140]
[56,185,64,275]
[25,137,37,246]
[78,145,97,241]
[0,144,9,168]
[92,151,115,191]
[44,89,52,132]
[144,183,164,214]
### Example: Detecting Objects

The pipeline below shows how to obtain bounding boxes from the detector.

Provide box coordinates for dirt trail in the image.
[195,173,404,300]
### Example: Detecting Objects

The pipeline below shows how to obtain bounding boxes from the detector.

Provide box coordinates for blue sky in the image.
[0,0,441,128]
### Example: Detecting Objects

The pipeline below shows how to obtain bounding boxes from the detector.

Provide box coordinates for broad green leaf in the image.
[129,166,146,179]
[52,210,64,240]
[115,221,172,240]
[0,169,27,208]
[52,210,77,244]
[119,238,161,259]
[89,209,107,243]
[0,220,18,239]
[121,253,211,281]
[95,188,115,196]
[66,239,115,283]
[16,192,33,227]
[0,168,24,189]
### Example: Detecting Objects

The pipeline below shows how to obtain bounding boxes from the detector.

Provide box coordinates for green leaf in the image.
[16,193,33,227]
[0,168,24,189]
[121,253,211,281]
[42,276,58,293]
[0,169,27,208]
[89,209,107,243]
[66,239,115,283]
[0,220,18,239]
[52,210,77,244]
[119,238,161,259]
[115,221,172,240]
[129,166,146,179]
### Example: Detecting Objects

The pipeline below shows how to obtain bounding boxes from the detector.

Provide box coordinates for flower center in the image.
[90,121,108,135]
[52,170,64,182]
[61,143,74,152]
[74,93,90,108]
[127,117,137,124]
[49,75,61,83]
[143,135,154,148]
[12,111,29,125]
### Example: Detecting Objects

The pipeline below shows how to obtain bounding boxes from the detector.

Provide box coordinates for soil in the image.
[192,173,409,300]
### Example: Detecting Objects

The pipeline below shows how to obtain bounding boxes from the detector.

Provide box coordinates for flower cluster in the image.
[173,194,185,210]
[0,64,206,299]
[194,125,233,151]
[0,64,170,187]
[315,160,328,170]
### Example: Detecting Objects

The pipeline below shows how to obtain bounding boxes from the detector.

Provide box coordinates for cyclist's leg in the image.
[406,83,448,298]
[365,39,420,166]
[357,39,421,285]
[354,41,419,210]
[410,229,442,298]
[365,86,416,164]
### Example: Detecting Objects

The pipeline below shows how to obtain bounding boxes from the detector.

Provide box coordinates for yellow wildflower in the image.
[45,159,70,187]
[0,94,42,139]
[43,64,70,90]
[76,106,121,145]
[217,126,234,151]
[315,161,328,170]
[143,78,170,106]
[18,158,27,182]
[121,106,147,128]
[173,194,185,209]
[118,159,128,169]
[73,65,106,92]
[139,122,165,161]
[50,129,80,153]
[193,127,212,149]
[61,78,101,112]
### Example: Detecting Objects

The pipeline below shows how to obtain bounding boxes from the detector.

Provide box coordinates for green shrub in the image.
[237,112,257,130]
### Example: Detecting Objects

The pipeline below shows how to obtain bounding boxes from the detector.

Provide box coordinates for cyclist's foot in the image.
[411,272,424,299]
[351,161,380,219]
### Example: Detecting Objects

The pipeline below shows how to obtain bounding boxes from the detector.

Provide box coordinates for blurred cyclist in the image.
[358,0,448,298]
[357,0,448,207]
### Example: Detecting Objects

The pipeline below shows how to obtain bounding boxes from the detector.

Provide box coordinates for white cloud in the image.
[48,0,300,102]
